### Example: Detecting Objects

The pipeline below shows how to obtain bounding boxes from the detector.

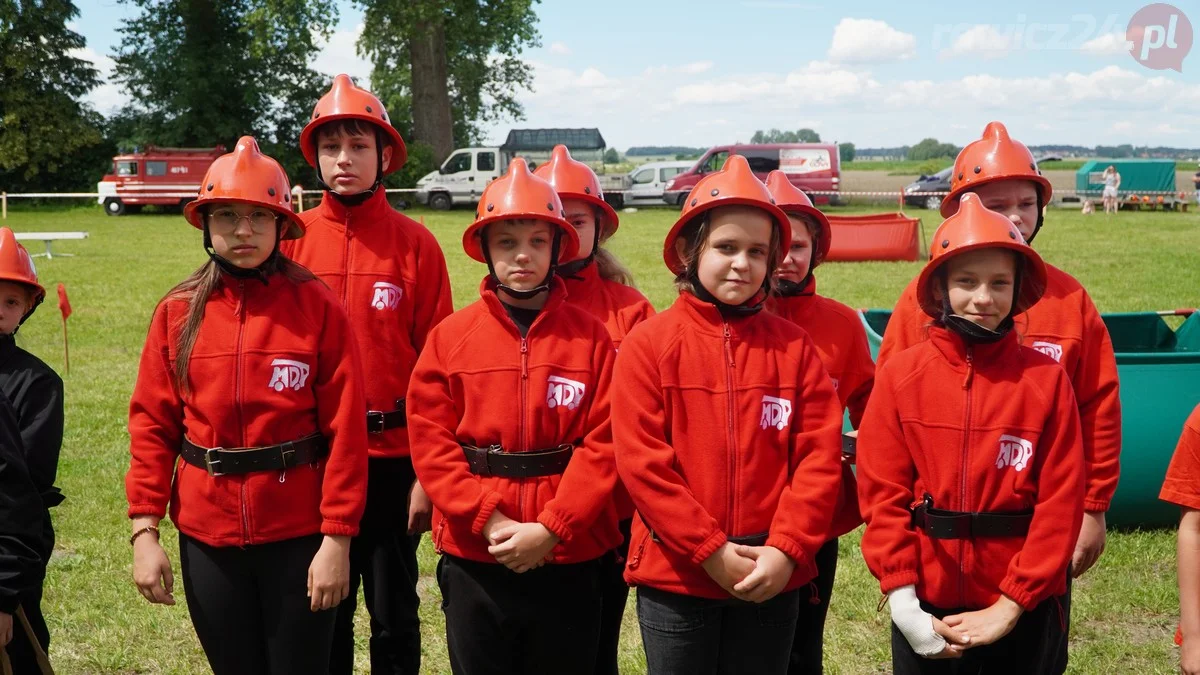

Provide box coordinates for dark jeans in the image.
[594,518,633,675]
[438,554,603,675]
[330,457,423,675]
[637,585,801,675]
[789,538,839,674]
[890,593,1069,675]
[180,533,336,675]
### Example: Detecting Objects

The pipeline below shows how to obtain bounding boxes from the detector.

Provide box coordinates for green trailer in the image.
[1074,159,1180,209]
[858,309,1200,528]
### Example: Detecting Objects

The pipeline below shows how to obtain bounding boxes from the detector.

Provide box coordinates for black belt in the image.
[181,434,329,477]
[910,494,1033,539]
[650,531,768,547]
[461,443,574,478]
[367,399,406,434]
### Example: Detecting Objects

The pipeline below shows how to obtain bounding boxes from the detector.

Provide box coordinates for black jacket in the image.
[0,391,45,614]
[0,334,64,561]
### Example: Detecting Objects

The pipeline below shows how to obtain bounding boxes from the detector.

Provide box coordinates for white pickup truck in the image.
[414,129,627,210]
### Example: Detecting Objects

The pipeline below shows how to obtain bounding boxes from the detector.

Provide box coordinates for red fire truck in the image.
[97,146,225,215]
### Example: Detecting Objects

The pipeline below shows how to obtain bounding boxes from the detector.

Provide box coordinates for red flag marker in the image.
[57,283,70,374]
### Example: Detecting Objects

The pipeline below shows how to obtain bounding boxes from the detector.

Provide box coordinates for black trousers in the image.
[890,592,1069,675]
[5,583,49,674]
[438,554,603,675]
[179,533,336,675]
[788,538,839,674]
[330,457,422,675]
[594,518,633,675]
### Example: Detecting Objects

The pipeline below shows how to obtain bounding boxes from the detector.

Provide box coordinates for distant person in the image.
[126,137,368,675]
[1102,165,1120,215]
[0,228,64,674]
[1081,199,1094,215]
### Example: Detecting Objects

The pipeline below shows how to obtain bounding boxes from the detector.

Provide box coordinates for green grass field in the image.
[3,201,1198,673]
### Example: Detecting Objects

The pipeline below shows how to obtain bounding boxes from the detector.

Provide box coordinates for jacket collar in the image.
[0,332,15,365]
[212,269,274,309]
[769,276,818,319]
[675,290,761,337]
[562,260,600,295]
[313,187,392,227]
[478,275,569,337]
[927,322,1019,369]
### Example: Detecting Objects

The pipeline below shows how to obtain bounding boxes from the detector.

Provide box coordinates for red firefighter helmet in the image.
[300,74,407,174]
[533,145,620,242]
[764,170,832,266]
[462,158,580,264]
[183,136,305,240]
[917,193,1047,319]
[0,228,44,321]
[662,154,791,274]
[941,121,1054,218]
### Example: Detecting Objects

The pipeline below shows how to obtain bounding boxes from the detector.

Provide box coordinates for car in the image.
[663,143,842,206]
[623,161,694,205]
[903,166,952,210]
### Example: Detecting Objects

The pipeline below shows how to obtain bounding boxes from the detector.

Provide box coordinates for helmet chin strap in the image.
[482,228,564,301]
[558,207,604,280]
[688,269,767,317]
[314,128,385,207]
[1024,192,1046,245]
[203,221,281,285]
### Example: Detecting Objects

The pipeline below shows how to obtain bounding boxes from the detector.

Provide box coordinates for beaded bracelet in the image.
[129,525,160,546]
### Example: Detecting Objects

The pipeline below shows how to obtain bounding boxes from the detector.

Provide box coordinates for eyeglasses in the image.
[207,209,279,234]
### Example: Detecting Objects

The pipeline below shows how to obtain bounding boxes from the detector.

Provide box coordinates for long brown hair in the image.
[593,246,637,287]
[672,211,782,296]
[167,247,316,395]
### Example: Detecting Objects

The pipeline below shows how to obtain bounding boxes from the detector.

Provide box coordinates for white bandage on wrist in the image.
[888,585,947,657]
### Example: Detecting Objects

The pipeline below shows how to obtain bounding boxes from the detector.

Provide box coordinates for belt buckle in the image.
[367,410,384,434]
[279,440,297,468]
[204,447,224,477]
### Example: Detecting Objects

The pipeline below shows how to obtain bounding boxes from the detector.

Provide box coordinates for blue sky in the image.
[73,0,1198,150]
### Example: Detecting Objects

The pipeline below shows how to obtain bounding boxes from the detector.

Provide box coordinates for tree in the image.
[839,142,856,163]
[112,0,337,181]
[603,148,619,164]
[750,128,821,144]
[358,0,541,166]
[0,0,107,191]
[907,137,959,162]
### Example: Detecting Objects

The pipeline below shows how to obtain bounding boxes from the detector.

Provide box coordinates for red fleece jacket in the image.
[408,277,620,564]
[282,189,453,458]
[858,325,1085,611]
[876,263,1120,512]
[126,272,368,548]
[613,291,843,599]
[769,277,875,539]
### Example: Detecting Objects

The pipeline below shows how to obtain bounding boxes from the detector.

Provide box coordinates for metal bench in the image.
[14,232,89,259]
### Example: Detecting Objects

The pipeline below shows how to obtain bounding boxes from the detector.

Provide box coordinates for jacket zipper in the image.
[723,323,737,531]
[519,337,529,521]
[235,281,250,546]
[341,211,352,308]
[434,518,446,553]
[627,528,650,569]
[958,347,974,606]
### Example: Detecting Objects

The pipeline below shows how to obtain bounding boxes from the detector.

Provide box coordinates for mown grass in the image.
[5,201,1198,673]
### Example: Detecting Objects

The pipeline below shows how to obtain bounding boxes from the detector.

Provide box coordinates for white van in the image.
[414,147,502,211]
[624,161,695,205]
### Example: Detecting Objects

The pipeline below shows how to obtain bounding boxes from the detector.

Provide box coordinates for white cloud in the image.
[1154,123,1184,134]
[70,46,123,114]
[1080,32,1133,56]
[827,18,916,64]
[643,61,714,76]
[939,25,1012,60]
[312,23,371,86]
[548,41,571,56]
[1110,121,1134,132]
